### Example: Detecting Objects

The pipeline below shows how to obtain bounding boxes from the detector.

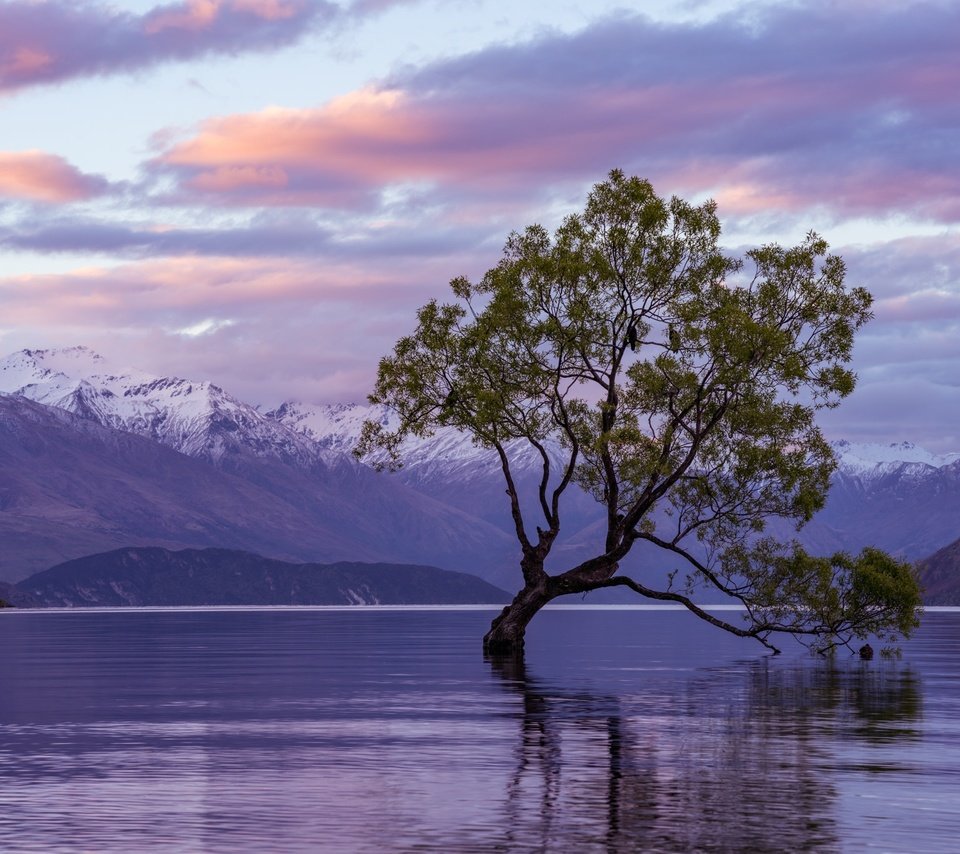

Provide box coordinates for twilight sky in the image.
[1,0,958,450]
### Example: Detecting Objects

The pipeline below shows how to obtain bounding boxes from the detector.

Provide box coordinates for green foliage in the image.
[720,541,922,653]
[356,169,922,653]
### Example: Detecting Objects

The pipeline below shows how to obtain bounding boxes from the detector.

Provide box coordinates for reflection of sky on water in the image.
[1,608,958,852]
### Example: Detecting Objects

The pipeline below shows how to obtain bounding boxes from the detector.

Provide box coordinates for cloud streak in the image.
[0,251,464,330]
[0,211,496,263]
[0,250,462,404]
[0,0,335,93]
[0,150,109,202]
[0,216,331,256]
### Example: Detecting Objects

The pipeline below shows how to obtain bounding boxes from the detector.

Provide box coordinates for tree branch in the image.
[494,441,533,556]
[595,576,781,654]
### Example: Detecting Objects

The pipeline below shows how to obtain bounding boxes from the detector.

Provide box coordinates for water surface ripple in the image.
[1,608,958,852]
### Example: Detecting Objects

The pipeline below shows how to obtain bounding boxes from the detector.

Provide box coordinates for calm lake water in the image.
[2,606,959,852]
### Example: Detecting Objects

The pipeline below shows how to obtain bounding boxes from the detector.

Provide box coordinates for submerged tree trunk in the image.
[483,582,555,654]
[485,557,619,654]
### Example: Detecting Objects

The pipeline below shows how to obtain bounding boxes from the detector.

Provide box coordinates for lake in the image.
[2,606,959,852]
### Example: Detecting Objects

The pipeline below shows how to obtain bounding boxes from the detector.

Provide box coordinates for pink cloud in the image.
[660,158,960,222]
[144,4,960,224]
[0,253,451,328]
[0,0,333,93]
[144,0,224,34]
[156,90,444,205]
[143,0,304,34]
[5,47,54,75]
[154,87,671,207]
[189,165,291,192]
[0,151,108,203]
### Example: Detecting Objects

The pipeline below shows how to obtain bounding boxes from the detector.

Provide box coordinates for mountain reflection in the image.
[487,653,921,852]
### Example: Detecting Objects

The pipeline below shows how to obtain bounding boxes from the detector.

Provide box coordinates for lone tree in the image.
[356,170,921,655]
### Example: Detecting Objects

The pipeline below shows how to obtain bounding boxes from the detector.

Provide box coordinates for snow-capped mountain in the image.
[0,348,520,585]
[269,400,473,462]
[0,347,324,467]
[4,345,960,588]
[7,347,955,491]
[270,400,552,478]
[832,439,960,478]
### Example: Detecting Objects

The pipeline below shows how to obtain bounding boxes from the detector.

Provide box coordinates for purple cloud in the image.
[145,3,960,224]
[0,0,337,93]
[0,212,494,261]
[0,217,333,256]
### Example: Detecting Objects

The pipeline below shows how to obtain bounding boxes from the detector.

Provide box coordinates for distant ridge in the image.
[12,547,512,608]
[916,537,960,605]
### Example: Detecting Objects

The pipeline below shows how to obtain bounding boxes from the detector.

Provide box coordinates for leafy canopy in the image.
[357,170,921,654]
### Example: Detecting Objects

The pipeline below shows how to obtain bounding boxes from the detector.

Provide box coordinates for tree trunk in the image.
[483,582,554,654]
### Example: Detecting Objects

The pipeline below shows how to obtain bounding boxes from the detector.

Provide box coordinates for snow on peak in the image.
[832,439,960,474]
[270,400,557,474]
[0,346,150,392]
[17,345,103,368]
[0,346,321,466]
[267,401,396,449]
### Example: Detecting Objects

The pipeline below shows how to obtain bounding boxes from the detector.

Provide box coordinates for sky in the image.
[0,0,958,451]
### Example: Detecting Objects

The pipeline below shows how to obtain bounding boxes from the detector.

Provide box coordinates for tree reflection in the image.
[488,653,921,852]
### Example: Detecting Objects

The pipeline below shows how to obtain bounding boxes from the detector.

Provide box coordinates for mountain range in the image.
[0,347,518,586]
[2,346,959,601]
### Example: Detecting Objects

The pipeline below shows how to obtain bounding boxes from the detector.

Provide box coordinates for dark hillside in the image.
[15,546,511,607]
[916,537,960,605]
